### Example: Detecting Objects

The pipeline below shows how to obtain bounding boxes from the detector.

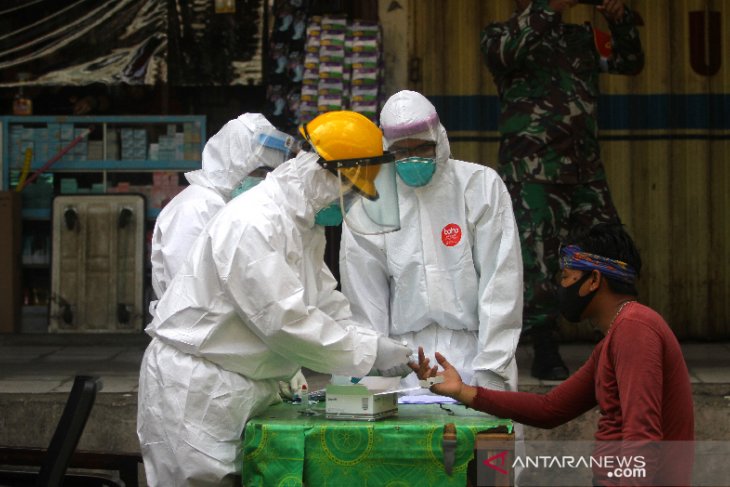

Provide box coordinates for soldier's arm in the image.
[604,7,644,75]
[480,3,561,76]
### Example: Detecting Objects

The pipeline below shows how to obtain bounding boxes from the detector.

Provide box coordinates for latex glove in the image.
[473,369,506,392]
[378,363,413,378]
[373,336,413,376]
[278,380,294,400]
[289,369,308,392]
[278,369,308,400]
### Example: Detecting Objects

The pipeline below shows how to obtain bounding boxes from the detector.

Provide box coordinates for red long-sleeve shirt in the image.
[472,302,694,486]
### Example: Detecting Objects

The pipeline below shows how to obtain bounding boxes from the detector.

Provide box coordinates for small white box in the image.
[325,376,401,421]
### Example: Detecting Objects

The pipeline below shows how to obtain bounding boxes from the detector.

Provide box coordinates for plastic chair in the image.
[0,375,136,487]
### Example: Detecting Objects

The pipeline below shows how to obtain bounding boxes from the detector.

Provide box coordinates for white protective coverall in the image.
[138,151,382,486]
[150,113,282,300]
[339,90,524,395]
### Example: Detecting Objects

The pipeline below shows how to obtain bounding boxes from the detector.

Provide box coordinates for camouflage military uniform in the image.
[481,1,643,334]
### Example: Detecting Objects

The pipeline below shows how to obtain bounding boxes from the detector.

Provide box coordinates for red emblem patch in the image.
[441,223,462,247]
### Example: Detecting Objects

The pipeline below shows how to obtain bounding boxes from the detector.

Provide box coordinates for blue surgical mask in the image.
[314,203,343,227]
[395,157,436,187]
[230,177,263,199]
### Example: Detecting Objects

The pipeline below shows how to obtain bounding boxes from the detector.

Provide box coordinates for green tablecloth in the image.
[242,402,512,487]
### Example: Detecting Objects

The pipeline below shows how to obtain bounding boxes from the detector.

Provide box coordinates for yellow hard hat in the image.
[300,111,391,199]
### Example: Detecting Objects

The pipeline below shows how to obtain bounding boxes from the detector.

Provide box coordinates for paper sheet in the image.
[398,394,458,405]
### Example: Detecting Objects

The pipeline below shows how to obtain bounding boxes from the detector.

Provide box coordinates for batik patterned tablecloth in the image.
[242,402,512,486]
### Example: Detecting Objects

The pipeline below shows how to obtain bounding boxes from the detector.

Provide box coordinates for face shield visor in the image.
[318,153,400,235]
[250,127,296,169]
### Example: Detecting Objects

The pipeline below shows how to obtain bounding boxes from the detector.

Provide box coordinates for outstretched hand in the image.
[408,347,467,399]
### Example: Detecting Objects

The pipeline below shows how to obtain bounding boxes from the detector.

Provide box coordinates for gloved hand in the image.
[278,380,293,400]
[378,363,413,378]
[372,336,413,377]
[289,369,308,392]
[278,369,308,400]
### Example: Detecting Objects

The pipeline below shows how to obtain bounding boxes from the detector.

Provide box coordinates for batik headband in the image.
[559,245,637,284]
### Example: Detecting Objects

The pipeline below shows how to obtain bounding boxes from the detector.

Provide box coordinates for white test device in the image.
[419,375,445,388]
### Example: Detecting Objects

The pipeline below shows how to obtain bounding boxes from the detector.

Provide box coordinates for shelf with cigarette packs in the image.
[1,115,206,220]
[0,115,206,330]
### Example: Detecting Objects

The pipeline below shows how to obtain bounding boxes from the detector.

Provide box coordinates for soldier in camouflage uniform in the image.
[481,0,643,379]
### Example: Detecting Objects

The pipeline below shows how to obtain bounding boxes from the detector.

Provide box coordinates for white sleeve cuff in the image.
[473,369,506,391]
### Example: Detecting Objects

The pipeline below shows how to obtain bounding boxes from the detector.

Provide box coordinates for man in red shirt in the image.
[411,223,694,486]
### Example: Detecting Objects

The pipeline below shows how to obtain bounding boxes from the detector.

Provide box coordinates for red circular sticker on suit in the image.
[441,223,462,247]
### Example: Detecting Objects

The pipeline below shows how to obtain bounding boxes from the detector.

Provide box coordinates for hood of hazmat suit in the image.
[150,113,290,299]
[339,90,524,393]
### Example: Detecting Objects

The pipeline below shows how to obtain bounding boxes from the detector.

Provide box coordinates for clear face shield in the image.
[251,127,296,168]
[319,153,400,235]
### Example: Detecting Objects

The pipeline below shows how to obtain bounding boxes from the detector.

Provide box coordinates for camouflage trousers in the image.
[505,179,621,334]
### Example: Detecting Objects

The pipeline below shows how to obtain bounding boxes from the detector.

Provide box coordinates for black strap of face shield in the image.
[318,152,396,170]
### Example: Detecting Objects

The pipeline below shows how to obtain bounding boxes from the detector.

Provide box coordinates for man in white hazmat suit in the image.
[149,113,307,398]
[150,113,293,300]
[137,110,413,486]
[339,90,524,395]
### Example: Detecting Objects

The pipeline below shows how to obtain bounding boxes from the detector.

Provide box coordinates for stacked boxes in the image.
[7,119,203,210]
[300,18,322,122]
[108,171,183,211]
[299,16,383,124]
[70,127,88,161]
[87,140,104,160]
[8,123,93,167]
[148,123,202,162]
[47,123,62,160]
[6,124,84,167]
[121,128,148,160]
[183,122,202,161]
[150,171,183,209]
[154,124,178,161]
[58,123,87,162]
[349,21,381,121]
[318,15,348,114]
[8,125,33,168]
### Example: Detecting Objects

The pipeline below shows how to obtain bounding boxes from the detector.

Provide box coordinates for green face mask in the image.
[395,157,436,187]
[314,203,343,227]
[230,176,263,199]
